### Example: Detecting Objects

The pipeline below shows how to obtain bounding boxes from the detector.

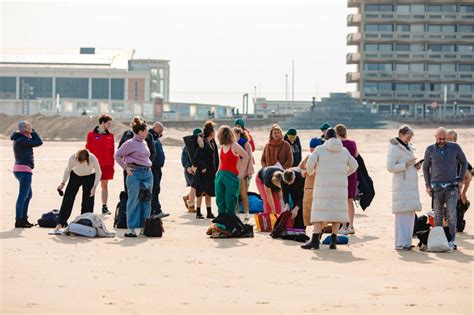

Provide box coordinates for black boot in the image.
[24,219,34,227]
[206,207,215,219]
[15,219,32,228]
[196,207,204,219]
[329,233,337,250]
[301,233,320,250]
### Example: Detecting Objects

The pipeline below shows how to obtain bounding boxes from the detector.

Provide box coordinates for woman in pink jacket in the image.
[233,127,254,220]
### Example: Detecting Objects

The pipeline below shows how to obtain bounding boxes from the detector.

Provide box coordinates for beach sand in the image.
[1,127,473,314]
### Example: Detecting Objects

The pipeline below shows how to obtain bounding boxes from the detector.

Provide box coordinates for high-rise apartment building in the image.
[347,1,474,117]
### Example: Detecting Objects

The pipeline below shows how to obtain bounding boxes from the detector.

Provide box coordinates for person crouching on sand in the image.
[55,149,102,231]
[215,126,249,215]
[301,128,358,250]
[115,121,153,237]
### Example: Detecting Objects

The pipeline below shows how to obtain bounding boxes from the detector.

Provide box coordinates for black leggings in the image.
[58,171,95,226]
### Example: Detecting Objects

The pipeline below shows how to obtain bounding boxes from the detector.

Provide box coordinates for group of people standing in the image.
[180,120,362,250]
[387,125,470,251]
[11,115,168,238]
[10,116,471,251]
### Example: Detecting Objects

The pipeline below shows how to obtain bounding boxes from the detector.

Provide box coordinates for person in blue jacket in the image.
[11,121,43,228]
[149,122,169,218]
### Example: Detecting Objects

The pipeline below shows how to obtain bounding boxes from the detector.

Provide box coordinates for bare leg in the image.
[314,222,322,234]
[348,198,355,228]
[205,195,211,207]
[332,222,340,235]
[100,180,108,206]
[196,195,203,209]
[189,187,196,206]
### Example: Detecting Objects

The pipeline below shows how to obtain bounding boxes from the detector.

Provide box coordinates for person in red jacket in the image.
[86,114,115,215]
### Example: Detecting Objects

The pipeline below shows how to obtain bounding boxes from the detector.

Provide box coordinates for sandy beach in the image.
[0,127,473,314]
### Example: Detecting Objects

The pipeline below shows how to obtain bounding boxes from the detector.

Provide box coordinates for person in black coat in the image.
[191,121,219,219]
[281,168,305,229]
[148,122,168,218]
[284,128,302,167]
[118,116,156,191]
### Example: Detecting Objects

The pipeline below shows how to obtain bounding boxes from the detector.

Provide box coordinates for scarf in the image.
[396,137,410,151]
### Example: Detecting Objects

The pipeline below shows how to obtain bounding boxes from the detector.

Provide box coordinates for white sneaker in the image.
[338,226,348,235]
[347,226,355,234]
[448,241,457,251]
[244,213,250,221]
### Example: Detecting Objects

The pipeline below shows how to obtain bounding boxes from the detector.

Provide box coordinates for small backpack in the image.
[144,215,164,237]
[114,191,128,229]
[37,209,60,228]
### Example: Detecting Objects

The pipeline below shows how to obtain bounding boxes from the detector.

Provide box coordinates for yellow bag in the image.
[254,213,278,232]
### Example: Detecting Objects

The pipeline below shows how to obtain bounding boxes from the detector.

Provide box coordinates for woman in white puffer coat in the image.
[386,125,422,251]
[301,128,358,250]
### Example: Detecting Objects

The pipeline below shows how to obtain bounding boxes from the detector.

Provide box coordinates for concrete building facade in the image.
[347,0,474,117]
[254,97,313,117]
[0,48,170,120]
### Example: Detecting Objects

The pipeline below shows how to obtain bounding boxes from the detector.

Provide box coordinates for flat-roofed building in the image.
[0,48,170,119]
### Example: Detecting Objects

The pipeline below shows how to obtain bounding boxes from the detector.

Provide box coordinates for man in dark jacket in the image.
[284,128,302,167]
[148,122,169,218]
[281,168,305,229]
[11,121,43,228]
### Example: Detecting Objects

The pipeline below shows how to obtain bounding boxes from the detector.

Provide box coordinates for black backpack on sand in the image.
[37,209,60,228]
[114,191,128,229]
[144,215,164,237]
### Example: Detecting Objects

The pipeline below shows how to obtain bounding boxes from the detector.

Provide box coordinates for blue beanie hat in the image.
[193,128,202,136]
[309,137,322,149]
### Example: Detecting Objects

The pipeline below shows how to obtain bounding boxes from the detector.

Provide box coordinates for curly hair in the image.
[203,120,216,138]
[217,125,235,145]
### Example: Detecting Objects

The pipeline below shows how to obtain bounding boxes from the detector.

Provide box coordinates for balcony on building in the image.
[346,52,361,64]
[347,14,361,27]
[347,33,361,45]
[347,0,361,8]
[346,72,360,84]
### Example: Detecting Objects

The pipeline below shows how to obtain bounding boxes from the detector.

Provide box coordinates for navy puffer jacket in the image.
[11,131,43,169]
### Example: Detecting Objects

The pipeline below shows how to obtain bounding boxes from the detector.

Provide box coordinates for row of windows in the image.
[364,24,473,33]
[365,63,474,72]
[364,82,473,93]
[0,77,125,100]
[365,44,474,53]
[365,4,474,14]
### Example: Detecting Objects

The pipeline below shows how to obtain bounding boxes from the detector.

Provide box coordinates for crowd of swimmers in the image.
[10,116,471,250]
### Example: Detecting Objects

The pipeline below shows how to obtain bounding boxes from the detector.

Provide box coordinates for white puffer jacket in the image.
[386,138,422,214]
[306,138,358,223]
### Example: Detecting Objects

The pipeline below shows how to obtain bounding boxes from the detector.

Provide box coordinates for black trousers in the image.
[151,166,162,215]
[58,171,95,226]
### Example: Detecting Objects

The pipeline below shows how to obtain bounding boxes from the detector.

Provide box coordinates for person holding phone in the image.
[55,149,102,230]
[11,121,43,228]
[386,125,422,251]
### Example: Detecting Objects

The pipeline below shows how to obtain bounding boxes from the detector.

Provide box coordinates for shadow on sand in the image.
[212,237,249,249]
[0,228,25,239]
[311,249,367,263]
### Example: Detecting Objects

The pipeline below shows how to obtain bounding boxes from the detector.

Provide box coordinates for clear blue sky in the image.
[1,0,357,108]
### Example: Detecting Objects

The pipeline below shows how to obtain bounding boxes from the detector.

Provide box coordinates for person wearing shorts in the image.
[86,114,115,215]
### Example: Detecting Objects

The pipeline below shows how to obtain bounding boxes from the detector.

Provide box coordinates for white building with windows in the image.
[347,1,474,117]
[0,48,170,119]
